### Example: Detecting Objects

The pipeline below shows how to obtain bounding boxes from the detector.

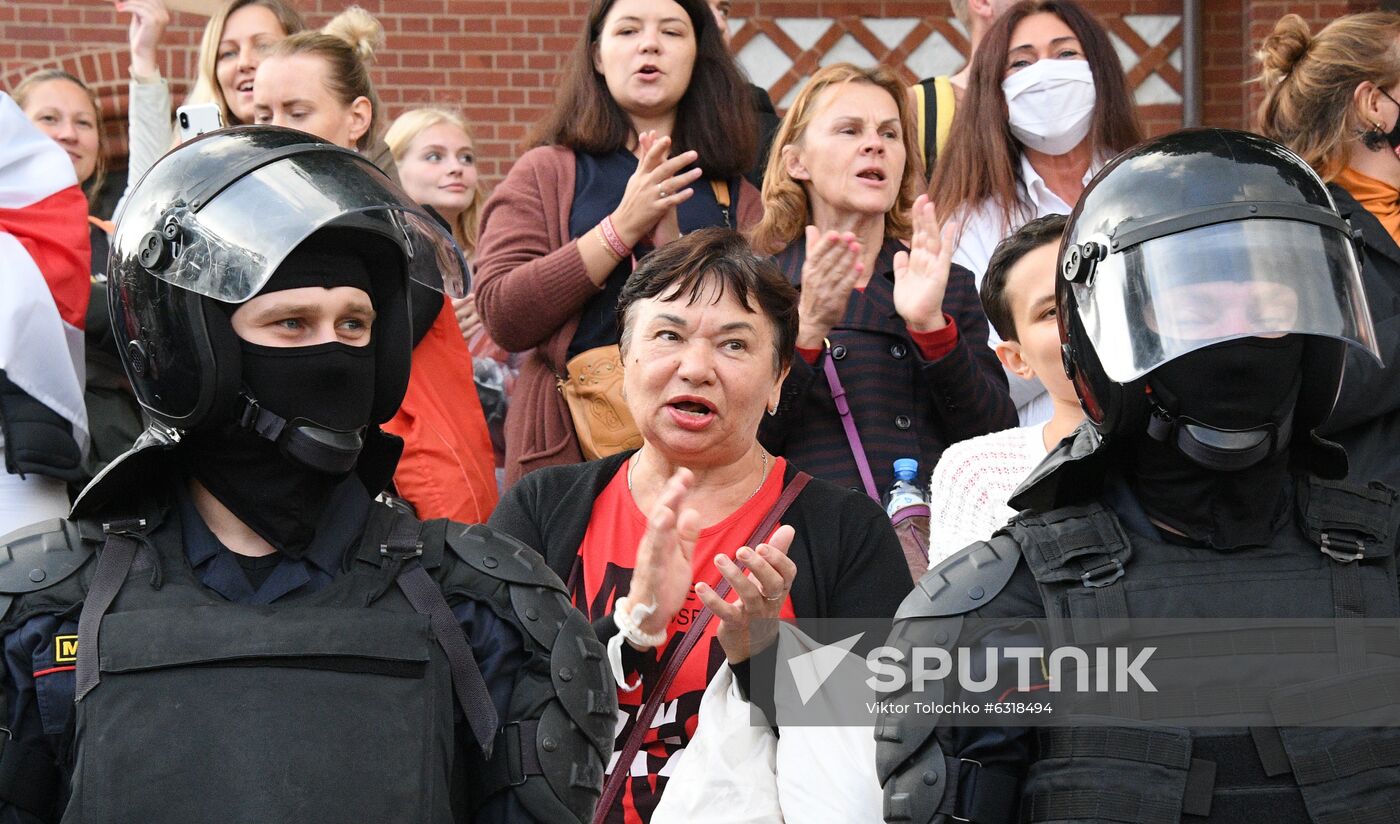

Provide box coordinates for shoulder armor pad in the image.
[878,718,947,824]
[0,518,95,617]
[0,518,94,595]
[446,523,567,594]
[442,522,617,823]
[896,533,1023,621]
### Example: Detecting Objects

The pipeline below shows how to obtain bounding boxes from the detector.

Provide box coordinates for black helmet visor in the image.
[114,148,469,303]
[1074,218,1380,383]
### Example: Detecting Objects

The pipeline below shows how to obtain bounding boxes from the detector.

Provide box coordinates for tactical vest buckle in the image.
[238,396,260,430]
[379,540,424,560]
[380,514,425,561]
[949,757,983,823]
[498,721,530,787]
[100,518,147,535]
[1319,531,1365,564]
[1080,557,1125,588]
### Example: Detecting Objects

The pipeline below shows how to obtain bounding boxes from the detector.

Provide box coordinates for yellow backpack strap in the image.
[932,75,957,160]
[710,179,733,227]
[914,79,937,182]
[912,80,929,170]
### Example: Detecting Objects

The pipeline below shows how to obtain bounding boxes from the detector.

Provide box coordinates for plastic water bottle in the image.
[884,458,926,518]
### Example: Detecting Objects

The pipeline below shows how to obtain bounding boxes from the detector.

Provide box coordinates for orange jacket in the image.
[382,297,499,523]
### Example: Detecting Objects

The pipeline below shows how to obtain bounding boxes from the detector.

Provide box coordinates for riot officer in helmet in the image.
[0,127,615,824]
[876,129,1400,822]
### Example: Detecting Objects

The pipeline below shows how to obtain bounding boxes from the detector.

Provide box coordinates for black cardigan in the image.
[488,451,915,645]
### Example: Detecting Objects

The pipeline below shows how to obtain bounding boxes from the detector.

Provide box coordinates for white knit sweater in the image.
[928,423,1048,567]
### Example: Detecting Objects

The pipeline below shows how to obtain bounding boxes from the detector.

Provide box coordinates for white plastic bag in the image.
[773,625,885,824]
[775,723,883,823]
[651,665,783,824]
[654,623,885,824]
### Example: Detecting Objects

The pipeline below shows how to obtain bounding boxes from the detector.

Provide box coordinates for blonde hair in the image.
[188,0,305,126]
[13,68,107,209]
[385,107,487,257]
[949,0,971,29]
[749,63,921,256]
[266,6,385,152]
[1255,12,1400,181]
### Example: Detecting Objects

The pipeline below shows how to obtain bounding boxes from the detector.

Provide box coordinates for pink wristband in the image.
[599,216,632,259]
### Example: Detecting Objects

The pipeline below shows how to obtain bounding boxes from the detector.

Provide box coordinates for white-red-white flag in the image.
[0,92,91,455]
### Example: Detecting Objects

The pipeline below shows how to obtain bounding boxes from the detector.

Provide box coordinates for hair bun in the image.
[323,5,384,64]
[1258,14,1312,85]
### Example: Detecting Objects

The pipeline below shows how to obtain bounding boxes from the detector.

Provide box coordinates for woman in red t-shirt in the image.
[490,227,912,824]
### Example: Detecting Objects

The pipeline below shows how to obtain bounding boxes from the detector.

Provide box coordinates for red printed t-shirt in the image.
[568,457,795,824]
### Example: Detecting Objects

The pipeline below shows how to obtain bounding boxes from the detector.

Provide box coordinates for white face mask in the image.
[1002,59,1096,156]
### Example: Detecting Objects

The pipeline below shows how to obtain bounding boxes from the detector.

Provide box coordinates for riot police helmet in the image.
[109,126,469,442]
[1057,128,1380,471]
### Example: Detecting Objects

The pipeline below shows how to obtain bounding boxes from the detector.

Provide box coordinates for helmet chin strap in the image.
[1144,378,1299,473]
[236,393,365,475]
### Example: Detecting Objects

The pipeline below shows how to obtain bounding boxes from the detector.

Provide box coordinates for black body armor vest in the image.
[878,476,1400,824]
[1012,478,1400,824]
[63,507,461,823]
[0,499,616,824]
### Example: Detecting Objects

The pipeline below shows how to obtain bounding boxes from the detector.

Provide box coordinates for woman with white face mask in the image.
[930,0,1141,425]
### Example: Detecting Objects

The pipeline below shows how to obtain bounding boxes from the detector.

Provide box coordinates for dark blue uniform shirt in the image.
[176,478,363,605]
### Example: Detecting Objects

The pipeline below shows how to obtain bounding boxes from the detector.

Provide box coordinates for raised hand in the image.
[610,131,703,250]
[626,468,702,639]
[695,524,797,663]
[116,0,170,79]
[795,226,862,350]
[892,194,959,333]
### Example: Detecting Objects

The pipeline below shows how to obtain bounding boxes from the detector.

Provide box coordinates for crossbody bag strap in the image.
[821,343,880,500]
[591,471,813,824]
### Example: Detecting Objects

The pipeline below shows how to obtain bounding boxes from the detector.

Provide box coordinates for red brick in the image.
[1,0,1336,185]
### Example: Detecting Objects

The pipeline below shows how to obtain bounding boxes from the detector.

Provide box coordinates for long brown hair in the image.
[527,0,756,180]
[930,0,1141,228]
[749,63,921,255]
[189,0,305,126]
[1255,12,1400,181]
[13,69,106,209]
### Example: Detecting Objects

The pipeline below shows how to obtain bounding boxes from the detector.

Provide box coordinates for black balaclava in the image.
[182,235,378,557]
[1125,336,1305,550]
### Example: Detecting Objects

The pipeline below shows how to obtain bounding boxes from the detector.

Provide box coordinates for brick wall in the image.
[0,0,1381,189]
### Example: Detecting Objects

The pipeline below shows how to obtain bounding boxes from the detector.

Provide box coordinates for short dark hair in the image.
[527,0,757,180]
[980,213,1068,342]
[617,228,798,373]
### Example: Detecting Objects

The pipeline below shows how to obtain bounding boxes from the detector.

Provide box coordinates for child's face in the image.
[997,241,1080,404]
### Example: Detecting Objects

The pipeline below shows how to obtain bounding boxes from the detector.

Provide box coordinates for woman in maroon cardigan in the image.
[474,0,762,485]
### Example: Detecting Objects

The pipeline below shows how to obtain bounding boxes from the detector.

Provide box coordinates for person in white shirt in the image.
[928,214,1085,565]
[929,0,1142,425]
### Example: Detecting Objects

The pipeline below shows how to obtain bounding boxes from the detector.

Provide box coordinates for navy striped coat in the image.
[759,237,1016,494]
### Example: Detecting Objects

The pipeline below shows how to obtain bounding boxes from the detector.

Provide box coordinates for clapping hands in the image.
[892,194,959,333]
